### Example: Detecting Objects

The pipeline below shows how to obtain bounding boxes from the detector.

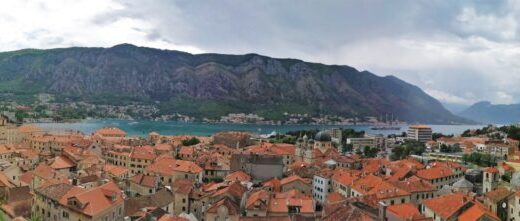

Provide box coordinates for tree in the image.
[390,140,425,160]
[29,214,41,221]
[15,110,28,122]
[362,146,379,158]
[181,137,200,146]
[342,143,353,153]
[355,148,363,156]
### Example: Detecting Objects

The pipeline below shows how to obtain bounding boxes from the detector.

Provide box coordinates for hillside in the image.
[0,44,470,123]
[459,101,520,124]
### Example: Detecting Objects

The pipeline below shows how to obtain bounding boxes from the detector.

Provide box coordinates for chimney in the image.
[378,201,387,221]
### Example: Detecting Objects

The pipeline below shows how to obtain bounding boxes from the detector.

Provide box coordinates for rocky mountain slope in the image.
[459,101,520,124]
[0,44,470,123]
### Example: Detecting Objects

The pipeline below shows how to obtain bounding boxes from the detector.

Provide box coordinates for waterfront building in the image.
[407,125,432,143]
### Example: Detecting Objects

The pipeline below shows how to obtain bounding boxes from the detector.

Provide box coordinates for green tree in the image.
[181,137,200,146]
[15,110,28,122]
[342,143,353,153]
[29,214,41,221]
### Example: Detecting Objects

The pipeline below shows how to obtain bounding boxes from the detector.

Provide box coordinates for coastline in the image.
[34,119,487,137]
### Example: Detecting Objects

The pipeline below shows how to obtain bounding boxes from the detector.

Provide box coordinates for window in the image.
[63,211,69,218]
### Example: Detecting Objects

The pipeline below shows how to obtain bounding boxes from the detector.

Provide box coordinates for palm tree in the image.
[28,213,42,221]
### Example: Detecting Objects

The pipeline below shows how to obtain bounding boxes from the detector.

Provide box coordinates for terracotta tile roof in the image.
[212,182,247,202]
[103,163,128,177]
[158,215,189,221]
[386,203,422,220]
[16,124,43,133]
[361,158,389,174]
[50,155,75,169]
[245,189,270,210]
[267,190,314,214]
[207,197,240,215]
[245,142,295,156]
[392,158,425,170]
[130,146,156,160]
[485,187,513,202]
[423,193,471,219]
[225,170,251,182]
[154,143,172,152]
[322,201,377,221]
[130,174,158,188]
[331,169,361,186]
[501,162,514,172]
[351,175,384,194]
[36,183,81,201]
[367,181,410,200]
[0,172,14,188]
[196,152,230,171]
[179,146,194,155]
[262,178,281,192]
[240,217,292,221]
[33,163,56,179]
[64,181,124,217]
[458,202,500,221]
[94,127,127,137]
[19,172,32,185]
[124,189,174,216]
[289,160,311,170]
[416,166,454,180]
[0,145,14,155]
[202,182,228,193]
[145,156,203,175]
[326,192,346,204]
[483,167,499,173]
[280,175,309,186]
[172,179,194,195]
[387,167,412,182]
[390,178,436,193]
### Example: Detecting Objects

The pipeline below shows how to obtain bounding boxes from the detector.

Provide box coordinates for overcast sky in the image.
[1,0,520,107]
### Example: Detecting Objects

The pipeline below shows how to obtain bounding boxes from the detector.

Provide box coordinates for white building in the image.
[312,170,333,204]
[407,125,432,143]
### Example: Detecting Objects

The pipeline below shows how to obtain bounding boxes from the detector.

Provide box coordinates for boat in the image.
[370,113,401,130]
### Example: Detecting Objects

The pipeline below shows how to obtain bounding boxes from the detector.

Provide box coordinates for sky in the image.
[1,0,520,110]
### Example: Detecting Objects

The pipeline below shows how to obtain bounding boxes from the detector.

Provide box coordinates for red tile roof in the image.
[50,155,75,170]
[485,187,513,202]
[130,174,158,188]
[458,202,500,221]
[351,175,384,194]
[483,167,499,173]
[103,164,128,177]
[423,193,471,219]
[145,156,203,175]
[386,203,422,220]
[416,166,454,180]
[225,171,251,182]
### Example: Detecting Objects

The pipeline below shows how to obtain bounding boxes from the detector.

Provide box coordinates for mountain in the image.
[459,101,520,124]
[0,44,470,123]
[442,102,470,114]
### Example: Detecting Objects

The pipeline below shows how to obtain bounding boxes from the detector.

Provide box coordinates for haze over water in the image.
[35,119,486,137]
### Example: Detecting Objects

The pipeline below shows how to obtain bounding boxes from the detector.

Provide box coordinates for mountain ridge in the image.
[0,43,471,124]
[459,101,520,124]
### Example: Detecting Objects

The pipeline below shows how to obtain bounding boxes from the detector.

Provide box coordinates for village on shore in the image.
[0,114,518,221]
